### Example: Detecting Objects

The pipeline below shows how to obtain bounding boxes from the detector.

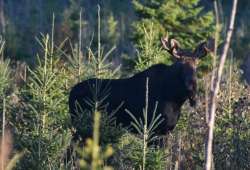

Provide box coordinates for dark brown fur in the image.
[69,62,197,140]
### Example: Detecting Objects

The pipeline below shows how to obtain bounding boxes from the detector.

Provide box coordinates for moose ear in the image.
[193,38,215,59]
[161,36,181,59]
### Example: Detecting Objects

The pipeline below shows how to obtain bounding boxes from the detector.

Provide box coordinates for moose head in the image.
[161,36,214,107]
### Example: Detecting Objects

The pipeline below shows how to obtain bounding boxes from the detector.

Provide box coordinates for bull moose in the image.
[69,36,214,141]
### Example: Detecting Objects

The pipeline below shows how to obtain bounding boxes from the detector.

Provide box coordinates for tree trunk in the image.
[0,0,5,34]
[205,0,238,170]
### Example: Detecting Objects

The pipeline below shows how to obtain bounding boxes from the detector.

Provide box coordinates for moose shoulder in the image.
[69,36,214,141]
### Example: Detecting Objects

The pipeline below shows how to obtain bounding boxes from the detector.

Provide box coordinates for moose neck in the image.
[164,62,191,104]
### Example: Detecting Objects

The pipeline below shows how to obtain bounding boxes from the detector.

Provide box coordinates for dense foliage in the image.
[132,0,214,47]
[2,1,250,61]
[131,0,215,73]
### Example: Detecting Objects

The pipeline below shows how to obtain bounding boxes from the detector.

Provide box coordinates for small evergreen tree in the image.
[132,0,215,71]
[134,23,170,72]
[12,33,72,169]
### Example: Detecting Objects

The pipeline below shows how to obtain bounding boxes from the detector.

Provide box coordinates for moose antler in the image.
[161,36,215,59]
[161,36,181,59]
[161,36,193,59]
[193,38,215,58]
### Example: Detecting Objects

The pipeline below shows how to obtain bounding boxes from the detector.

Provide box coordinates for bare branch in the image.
[205,0,238,170]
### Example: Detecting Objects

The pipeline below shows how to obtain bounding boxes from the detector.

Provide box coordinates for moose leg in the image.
[156,102,181,147]
[163,102,181,131]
